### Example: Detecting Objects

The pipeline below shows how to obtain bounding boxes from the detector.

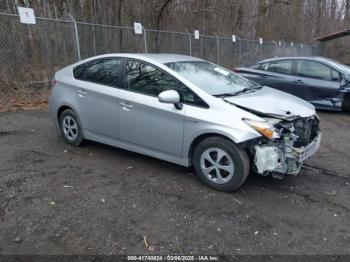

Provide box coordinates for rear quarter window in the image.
[73,64,85,79]
[249,64,262,70]
[260,63,270,71]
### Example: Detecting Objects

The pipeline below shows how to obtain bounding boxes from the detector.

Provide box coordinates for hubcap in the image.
[200,148,234,184]
[62,116,78,141]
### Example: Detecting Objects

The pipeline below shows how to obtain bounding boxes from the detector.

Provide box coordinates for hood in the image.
[224,87,316,118]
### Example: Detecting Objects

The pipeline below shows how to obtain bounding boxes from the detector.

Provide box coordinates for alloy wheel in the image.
[200,147,235,184]
[62,115,78,141]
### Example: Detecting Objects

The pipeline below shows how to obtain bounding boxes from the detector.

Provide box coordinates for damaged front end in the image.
[248,115,321,179]
[341,82,350,110]
[311,88,350,111]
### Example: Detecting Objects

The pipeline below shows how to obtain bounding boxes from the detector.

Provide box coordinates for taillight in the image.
[233,68,240,73]
[51,79,57,87]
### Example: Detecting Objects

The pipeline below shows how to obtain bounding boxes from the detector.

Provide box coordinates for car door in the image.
[118,59,185,156]
[73,57,122,139]
[294,59,341,101]
[259,59,304,95]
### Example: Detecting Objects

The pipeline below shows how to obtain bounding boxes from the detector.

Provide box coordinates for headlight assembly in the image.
[243,119,280,139]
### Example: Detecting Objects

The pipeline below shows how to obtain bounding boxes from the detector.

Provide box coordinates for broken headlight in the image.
[243,119,280,140]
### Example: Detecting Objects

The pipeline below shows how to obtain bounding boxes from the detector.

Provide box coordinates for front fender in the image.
[182,124,261,159]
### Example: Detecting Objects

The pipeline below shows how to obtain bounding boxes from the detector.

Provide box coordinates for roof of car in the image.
[82,53,205,65]
[258,56,330,64]
[135,53,204,64]
[70,53,208,72]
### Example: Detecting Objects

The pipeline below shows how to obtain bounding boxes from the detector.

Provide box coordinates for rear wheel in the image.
[192,137,250,192]
[59,109,84,146]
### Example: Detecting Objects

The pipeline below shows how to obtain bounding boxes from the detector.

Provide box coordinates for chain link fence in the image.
[0,12,316,110]
[0,13,77,110]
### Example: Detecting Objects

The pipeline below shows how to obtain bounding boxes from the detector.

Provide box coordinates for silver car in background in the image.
[49,54,321,192]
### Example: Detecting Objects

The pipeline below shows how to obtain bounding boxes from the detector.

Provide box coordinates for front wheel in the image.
[192,137,250,192]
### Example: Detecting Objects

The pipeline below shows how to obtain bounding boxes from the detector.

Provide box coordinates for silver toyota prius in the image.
[49,53,321,192]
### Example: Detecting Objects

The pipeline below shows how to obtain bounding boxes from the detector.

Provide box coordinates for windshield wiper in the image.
[214,87,256,98]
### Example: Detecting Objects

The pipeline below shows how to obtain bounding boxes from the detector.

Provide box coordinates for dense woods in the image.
[1,0,349,42]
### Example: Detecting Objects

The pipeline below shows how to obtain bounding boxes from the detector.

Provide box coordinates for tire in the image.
[59,109,84,146]
[192,137,250,192]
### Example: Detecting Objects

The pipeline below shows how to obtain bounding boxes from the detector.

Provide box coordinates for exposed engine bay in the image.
[250,115,321,178]
[223,87,322,179]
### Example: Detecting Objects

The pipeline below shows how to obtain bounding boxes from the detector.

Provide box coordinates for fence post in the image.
[315,42,321,56]
[68,14,81,61]
[143,26,148,53]
[237,36,242,66]
[185,29,192,56]
[259,40,262,60]
[273,41,278,57]
[214,33,220,64]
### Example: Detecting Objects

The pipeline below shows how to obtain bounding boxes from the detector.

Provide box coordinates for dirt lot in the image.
[0,109,349,256]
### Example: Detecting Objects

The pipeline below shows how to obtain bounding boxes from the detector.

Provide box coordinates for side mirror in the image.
[158,90,180,104]
[158,90,182,110]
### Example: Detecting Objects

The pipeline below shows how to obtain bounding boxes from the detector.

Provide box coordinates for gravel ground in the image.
[0,109,349,256]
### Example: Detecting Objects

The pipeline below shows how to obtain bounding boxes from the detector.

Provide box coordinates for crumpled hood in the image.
[224,87,316,118]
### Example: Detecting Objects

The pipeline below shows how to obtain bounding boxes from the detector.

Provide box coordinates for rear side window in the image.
[296,60,337,81]
[73,58,122,87]
[266,60,292,74]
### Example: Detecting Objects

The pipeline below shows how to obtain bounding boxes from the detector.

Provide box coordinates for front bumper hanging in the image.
[253,131,321,176]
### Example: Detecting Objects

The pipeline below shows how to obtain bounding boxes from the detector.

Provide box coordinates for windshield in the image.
[165,61,258,96]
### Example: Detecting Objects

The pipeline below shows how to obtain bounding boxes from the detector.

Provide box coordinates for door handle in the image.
[259,75,269,78]
[120,102,133,109]
[78,89,87,97]
[186,118,198,123]
[294,80,304,84]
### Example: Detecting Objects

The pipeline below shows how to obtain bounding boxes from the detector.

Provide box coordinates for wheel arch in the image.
[188,133,237,164]
[57,103,79,121]
[57,105,72,120]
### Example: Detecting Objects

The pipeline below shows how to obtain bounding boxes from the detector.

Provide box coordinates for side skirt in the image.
[84,130,191,167]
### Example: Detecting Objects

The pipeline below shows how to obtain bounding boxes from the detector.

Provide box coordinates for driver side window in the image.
[296,60,339,81]
[125,59,208,108]
[126,59,176,96]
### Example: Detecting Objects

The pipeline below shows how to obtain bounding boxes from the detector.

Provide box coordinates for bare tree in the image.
[1,0,348,42]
